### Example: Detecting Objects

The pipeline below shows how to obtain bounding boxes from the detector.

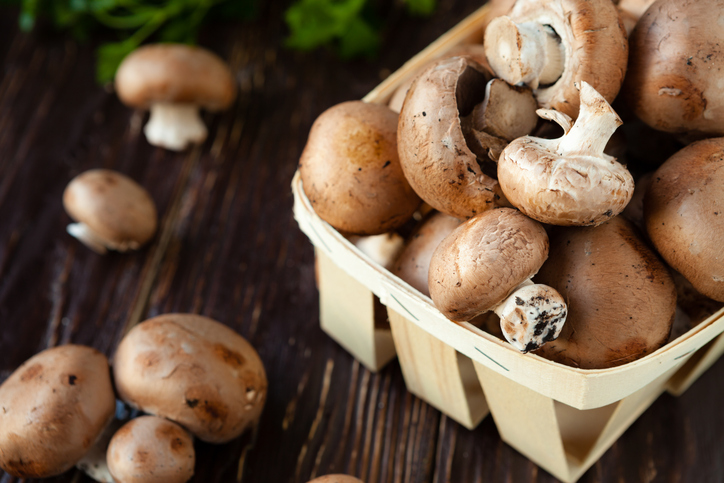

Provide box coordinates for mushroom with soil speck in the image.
[115,44,236,151]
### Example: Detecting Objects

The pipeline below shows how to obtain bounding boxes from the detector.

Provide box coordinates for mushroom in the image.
[429,208,567,352]
[623,0,724,136]
[497,82,635,226]
[391,211,461,297]
[113,313,267,444]
[644,137,724,302]
[349,232,405,269]
[615,0,657,35]
[115,44,236,151]
[0,345,116,478]
[63,169,158,254]
[307,476,364,483]
[398,56,538,219]
[300,101,421,235]
[534,216,676,368]
[483,0,628,119]
[107,415,195,483]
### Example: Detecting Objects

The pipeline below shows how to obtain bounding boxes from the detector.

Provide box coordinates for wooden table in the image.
[1,2,723,482]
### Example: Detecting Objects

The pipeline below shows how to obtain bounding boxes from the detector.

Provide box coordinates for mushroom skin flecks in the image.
[429,208,567,352]
[497,82,634,226]
[484,0,628,119]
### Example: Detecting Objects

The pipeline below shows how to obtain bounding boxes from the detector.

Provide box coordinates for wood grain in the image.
[1,2,724,483]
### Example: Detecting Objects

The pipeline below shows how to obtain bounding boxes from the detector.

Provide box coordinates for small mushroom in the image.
[397,56,521,220]
[349,232,405,269]
[429,208,567,352]
[484,0,628,119]
[0,345,116,478]
[534,216,676,368]
[115,44,236,151]
[497,82,634,226]
[307,476,364,483]
[107,416,195,483]
[300,101,421,235]
[644,137,724,302]
[63,169,158,254]
[623,0,724,136]
[113,314,267,444]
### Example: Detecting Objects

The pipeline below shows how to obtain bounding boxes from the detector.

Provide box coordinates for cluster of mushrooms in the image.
[300,0,724,368]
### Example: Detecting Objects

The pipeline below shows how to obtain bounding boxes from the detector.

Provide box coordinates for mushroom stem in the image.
[556,82,622,157]
[484,16,565,89]
[66,223,109,255]
[492,281,568,353]
[144,103,208,151]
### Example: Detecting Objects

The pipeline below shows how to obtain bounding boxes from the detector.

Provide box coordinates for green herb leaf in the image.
[405,0,436,16]
[285,0,367,51]
[96,39,136,84]
[337,15,379,59]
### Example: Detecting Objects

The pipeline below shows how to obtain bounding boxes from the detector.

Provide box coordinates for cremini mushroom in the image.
[307,476,364,483]
[484,0,628,119]
[644,138,724,302]
[398,56,533,219]
[429,208,567,352]
[623,0,724,136]
[0,345,116,478]
[534,216,676,368]
[615,0,656,35]
[497,82,634,226]
[349,232,405,269]
[63,169,157,254]
[113,314,267,444]
[300,101,421,235]
[115,44,236,151]
[107,416,195,483]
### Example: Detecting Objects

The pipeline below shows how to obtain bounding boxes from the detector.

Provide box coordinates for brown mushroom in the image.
[644,138,724,302]
[534,216,677,368]
[623,0,724,136]
[115,44,236,151]
[349,232,405,269]
[0,345,116,478]
[307,475,364,483]
[615,0,657,35]
[429,208,567,352]
[397,56,523,219]
[484,0,628,119]
[497,82,635,226]
[107,416,195,483]
[63,169,158,254]
[113,314,267,444]
[300,101,421,235]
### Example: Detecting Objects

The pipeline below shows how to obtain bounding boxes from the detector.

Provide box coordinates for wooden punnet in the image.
[292,4,724,482]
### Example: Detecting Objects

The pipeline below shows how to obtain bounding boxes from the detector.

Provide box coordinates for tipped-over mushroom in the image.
[484,0,628,119]
[623,0,724,136]
[429,208,567,352]
[0,345,116,478]
[107,416,195,483]
[644,138,724,302]
[115,44,236,151]
[63,169,158,254]
[497,82,634,226]
[535,217,676,368]
[398,56,537,219]
[113,314,267,443]
[300,101,421,235]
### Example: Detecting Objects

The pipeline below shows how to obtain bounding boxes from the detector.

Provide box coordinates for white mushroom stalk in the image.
[492,280,568,353]
[144,103,208,151]
[66,223,139,255]
[497,82,635,226]
[484,16,565,89]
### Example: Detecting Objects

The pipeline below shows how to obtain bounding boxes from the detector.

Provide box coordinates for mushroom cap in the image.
[495,0,628,119]
[429,208,549,322]
[115,44,236,110]
[624,0,724,135]
[300,101,421,235]
[63,169,158,249]
[107,416,195,483]
[113,314,267,443]
[397,56,505,220]
[307,476,364,483]
[534,217,676,369]
[0,345,115,478]
[391,211,461,297]
[644,138,724,301]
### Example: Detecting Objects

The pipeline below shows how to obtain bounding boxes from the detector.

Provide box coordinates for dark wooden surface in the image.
[1,2,724,482]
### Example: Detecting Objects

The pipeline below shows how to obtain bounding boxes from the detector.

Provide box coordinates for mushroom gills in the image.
[144,103,208,151]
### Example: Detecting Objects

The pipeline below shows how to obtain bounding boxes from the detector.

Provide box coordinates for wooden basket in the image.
[292,4,724,482]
